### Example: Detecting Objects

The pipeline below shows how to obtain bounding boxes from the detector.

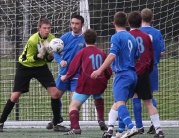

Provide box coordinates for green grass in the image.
[0,127,179,138]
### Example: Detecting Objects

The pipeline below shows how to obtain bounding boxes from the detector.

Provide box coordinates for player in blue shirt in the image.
[132,8,165,135]
[46,15,85,131]
[91,12,140,138]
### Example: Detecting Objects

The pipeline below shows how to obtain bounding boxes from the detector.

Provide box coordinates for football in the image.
[48,38,64,53]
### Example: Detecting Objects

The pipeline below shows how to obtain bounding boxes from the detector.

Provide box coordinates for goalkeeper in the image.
[61,29,112,135]
[0,18,69,132]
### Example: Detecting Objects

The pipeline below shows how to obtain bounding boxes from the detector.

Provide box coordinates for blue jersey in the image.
[140,26,165,64]
[110,30,140,72]
[54,31,85,76]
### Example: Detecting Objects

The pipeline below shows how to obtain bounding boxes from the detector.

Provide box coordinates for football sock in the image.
[51,98,60,126]
[59,100,62,116]
[94,98,104,122]
[69,110,80,129]
[0,99,15,123]
[118,105,134,129]
[152,97,157,108]
[108,109,118,131]
[150,114,161,133]
[132,98,143,128]
[118,117,125,133]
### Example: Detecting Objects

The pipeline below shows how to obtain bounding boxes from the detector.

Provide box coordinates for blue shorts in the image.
[150,64,158,92]
[113,70,137,102]
[56,75,77,92]
[72,92,102,103]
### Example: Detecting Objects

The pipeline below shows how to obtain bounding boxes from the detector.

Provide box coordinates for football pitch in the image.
[0,127,179,138]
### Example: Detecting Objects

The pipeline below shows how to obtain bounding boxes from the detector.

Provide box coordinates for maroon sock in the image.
[94,98,104,122]
[69,110,80,129]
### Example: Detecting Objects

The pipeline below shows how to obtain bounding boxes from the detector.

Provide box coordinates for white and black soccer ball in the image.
[48,38,64,53]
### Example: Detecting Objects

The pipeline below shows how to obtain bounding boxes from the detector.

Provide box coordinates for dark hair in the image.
[38,18,51,27]
[83,29,97,44]
[114,12,127,27]
[141,8,153,23]
[128,11,142,28]
[71,15,84,24]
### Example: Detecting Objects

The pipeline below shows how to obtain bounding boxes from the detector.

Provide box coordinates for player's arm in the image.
[91,53,115,79]
[102,54,113,80]
[65,51,82,80]
[53,52,67,67]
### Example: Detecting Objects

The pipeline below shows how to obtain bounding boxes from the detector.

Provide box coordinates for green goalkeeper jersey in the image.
[19,32,55,67]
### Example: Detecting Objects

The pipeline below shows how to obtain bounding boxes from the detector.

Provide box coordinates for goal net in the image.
[0,0,179,128]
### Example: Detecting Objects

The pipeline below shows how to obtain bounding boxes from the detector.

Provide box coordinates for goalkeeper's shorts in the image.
[13,63,56,93]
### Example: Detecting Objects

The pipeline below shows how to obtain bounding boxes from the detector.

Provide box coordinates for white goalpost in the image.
[0,0,179,128]
[80,0,98,121]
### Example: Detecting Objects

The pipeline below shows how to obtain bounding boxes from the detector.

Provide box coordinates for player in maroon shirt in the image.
[61,29,112,135]
[128,11,164,138]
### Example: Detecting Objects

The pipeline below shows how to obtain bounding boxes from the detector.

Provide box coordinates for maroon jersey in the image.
[129,29,154,75]
[66,46,112,95]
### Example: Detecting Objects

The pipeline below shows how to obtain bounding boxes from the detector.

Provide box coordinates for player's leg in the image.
[46,90,64,129]
[56,75,67,123]
[0,63,31,132]
[70,78,80,111]
[37,65,69,132]
[132,94,144,134]
[148,65,159,134]
[102,103,119,138]
[132,70,154,134]
[113,71,138,138]
[0,92,21,132]
[93,94,107,131]
[143,100,164,138]
[103,103,127,138]
[46,98,63,129]
[150,65,159,107]
[64,92,89,135]
[47,87,69,132]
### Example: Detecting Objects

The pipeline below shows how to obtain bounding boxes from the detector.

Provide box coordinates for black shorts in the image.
[135,70,153,100]
[13,63,56,93]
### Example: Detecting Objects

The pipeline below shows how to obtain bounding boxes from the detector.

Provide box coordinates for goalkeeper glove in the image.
[36,41,47,59]
[42,40,55,55]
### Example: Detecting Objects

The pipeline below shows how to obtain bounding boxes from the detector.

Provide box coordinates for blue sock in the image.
[152,97,157,108]
[118,117,125,133]
[118,105,134,129]
[132,98,143,128]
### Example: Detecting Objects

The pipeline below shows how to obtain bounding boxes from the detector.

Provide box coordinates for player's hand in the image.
[60,60,67,67]
[91,70,102,79]
[61,75,67,82]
